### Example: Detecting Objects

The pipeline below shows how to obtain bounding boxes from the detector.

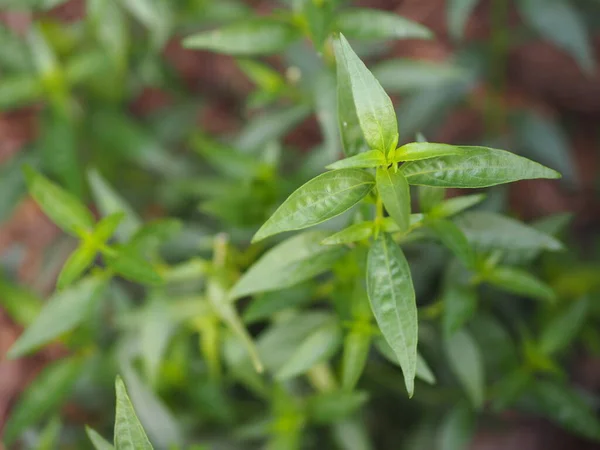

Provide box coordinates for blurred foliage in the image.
[1,0,600,449]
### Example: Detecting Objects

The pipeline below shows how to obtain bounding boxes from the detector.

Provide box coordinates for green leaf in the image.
[86,427,115,450]
[326,150,386,170]
[418,186,445,213]
[367,233,417,396]
[372,59,465,94]
[377,167,411,233]
[455,211,563,254]
[335,34,368,157]
[56,242,98,289]
[341,327,371,390]
[91,212,126,244]
[429,219,474,268]
[232,231,345,300]
[336,8,433,41]
[539,297,589,356]
[374,338,435,385]
[276,319,342,380]
[105,247,163,286]
[183,19,299,55]
[333,34,398,154]
[447,0,479,40]
[517,0,594,73]
[36,415,62,450]
[401,146,561,188]
[114,376,154,450]
[243,285,313,324]
[88,169,142,242]
[394,142,463,162]
[252,169,374,242]
[428,194,485,219]
[444,329,484,409]
[3,356,84,445]
[23,166,94,236]
[533,380,600,441]
[8,276,107,358]
[485,266,556,302]
[307,391,368,424]
[322,222,373,246]
[437,404,475,450]
[0,278,42,326]
[442,268,477,336]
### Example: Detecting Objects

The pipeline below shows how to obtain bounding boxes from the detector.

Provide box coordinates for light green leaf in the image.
[485,266,556,302]
[56,242,98,289]
[533,380,600,441]
[326,150,386,170]
[8,276,107,358]
[517,0,594,73]
[322,222,373,246]
[252,169,375,242]
[401,146,561,188]
[276,319,342,380]
[444,329,484,409]
[24,166,94,236]
[232,231,345,300]
[183,19,299,55]
[36,415,62,450]
[336,8,433,41]
[429,219,474,268]
[437,404,475,450]
[0,278,42,326]
[334,34,398,154]
[114,376,154,450]
[447,0,479,40]
[307,391,368,424]
[88,169,141,242]
[539,297,588,356]
[372,59,465,94]
[377,167,411,233]
[86,427,115,450]
[455,211,563,253]
[394,142,463,162]
[367,233,417,396]
[341,327,371,390]
[3,356,84,445]
[92,212,126,244]
[105,247,163,286]
[428,194,485,219]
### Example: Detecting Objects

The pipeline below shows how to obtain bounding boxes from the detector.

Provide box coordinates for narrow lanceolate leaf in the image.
[341,326,372,390]
[114,376,154,450]
[539,297,589,356]
[374,338,435,384]
[24,166,94,236]
[322,222,373,246]
[8,276,107,358]
[326,150,386,170]
[447,0,480,40]
[105,247,163,286]
[367,233,417,396]
[442,277,477,336]
[276,319,342,380]
[86,427,115,450]
[182,19,299,55]
[3,356,84,445]
[232,231,345,300]
[485,266,556,302]
[377,167,411,233]
[56,242,98,289]
[429,219,474,268]
[444,329,484,409]
[429,194,485,219]
[92,212,126,244]
[393,142,463,162]
[336,8,433,41]
[401,146,561,188]
[252,169,374,242]
[334,34,398,153]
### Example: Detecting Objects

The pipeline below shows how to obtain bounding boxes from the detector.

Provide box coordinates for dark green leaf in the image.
[442,273,477,335]
[444,329,484,409]
[243,285,313,324]
[485,266,556,302]
[114,376,154,450]
[539,297,589,356]
[336,8,432,41]
[3,356,84,445]
[418,186,445,213]
[367,233,417,396]
[437,404,475,450]
[377,167,411,233]
[308,391,368,424]
[253,169,374,242]
[8,276,107,358]
[24,166,94,236]
[334,34,398,154]
[401,146,561,188]
[429,219,474,268]
[183,19,299,55]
